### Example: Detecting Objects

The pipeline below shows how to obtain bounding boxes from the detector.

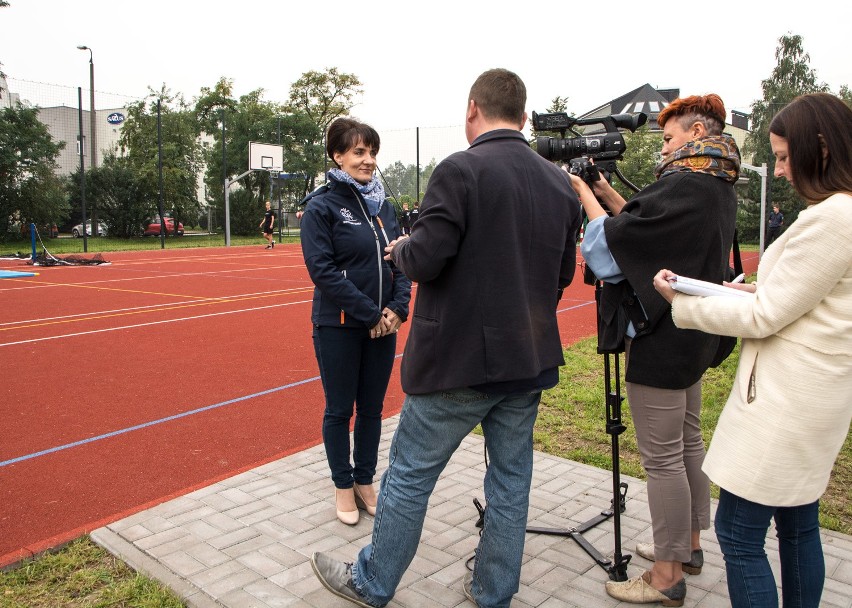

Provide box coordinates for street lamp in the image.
[77,45,98,236]
[76,46,96,169]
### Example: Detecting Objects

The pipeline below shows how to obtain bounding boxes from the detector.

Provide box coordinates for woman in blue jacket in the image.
[300,118,411,526]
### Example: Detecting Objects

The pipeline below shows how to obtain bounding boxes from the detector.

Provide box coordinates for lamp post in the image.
[77,45,97,236]
[76,46,96,169]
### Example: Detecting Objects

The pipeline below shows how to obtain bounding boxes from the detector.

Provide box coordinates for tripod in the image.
[525,276,632,582]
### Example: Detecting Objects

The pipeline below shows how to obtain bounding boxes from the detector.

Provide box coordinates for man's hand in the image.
[384,234,409,260]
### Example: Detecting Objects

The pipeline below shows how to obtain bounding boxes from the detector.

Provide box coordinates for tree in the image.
[285,68,363,191]
[741,33,830,242]
[0,104,68,241]
[71,154,150,237]
[119,86,204,237]
[611,126,662,200]
[380,158,438,206]
[195,79,313,235]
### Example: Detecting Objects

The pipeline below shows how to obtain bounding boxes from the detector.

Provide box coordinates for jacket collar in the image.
[469,128,528,149]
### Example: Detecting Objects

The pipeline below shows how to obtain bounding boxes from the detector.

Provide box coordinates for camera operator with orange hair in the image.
[568,94,741,606]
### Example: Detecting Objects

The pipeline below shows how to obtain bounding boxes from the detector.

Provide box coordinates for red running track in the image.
[0,244,757,567]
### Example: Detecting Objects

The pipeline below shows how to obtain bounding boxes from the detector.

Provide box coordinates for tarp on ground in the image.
[0,270,37,279]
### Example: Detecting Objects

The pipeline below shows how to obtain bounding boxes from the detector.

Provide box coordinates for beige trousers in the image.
[625,345,712,562]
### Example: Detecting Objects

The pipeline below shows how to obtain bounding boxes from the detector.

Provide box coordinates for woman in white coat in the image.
[653,92,852,608]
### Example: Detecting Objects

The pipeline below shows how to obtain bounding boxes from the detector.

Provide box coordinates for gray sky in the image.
[3,0,850,164]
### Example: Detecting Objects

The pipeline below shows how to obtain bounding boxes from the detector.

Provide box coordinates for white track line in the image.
[0,300,312,348]
[0,287,312,327]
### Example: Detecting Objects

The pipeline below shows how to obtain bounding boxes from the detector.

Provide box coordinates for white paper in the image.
[670,275,751,298]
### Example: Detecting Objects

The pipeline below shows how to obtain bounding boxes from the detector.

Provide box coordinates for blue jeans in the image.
[313,326,397,488]
[715,488,824,608]
[352,388,541,608]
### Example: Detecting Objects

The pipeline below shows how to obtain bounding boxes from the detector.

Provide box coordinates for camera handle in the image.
[525,279,632,582]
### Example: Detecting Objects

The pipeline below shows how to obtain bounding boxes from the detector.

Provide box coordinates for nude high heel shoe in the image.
[335,487,359,525]
[353,483,377,516]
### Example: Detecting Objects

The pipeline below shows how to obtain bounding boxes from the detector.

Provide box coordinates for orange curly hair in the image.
[657,94,727,135]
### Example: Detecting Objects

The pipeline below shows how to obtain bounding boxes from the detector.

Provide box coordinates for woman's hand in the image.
[652,269,679,304]
[370,321,385,339]
[382,308,402,334]
[562,166,608,221]
[370,309,401,339]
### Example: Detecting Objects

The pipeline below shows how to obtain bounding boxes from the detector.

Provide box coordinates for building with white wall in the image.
[34,105,128,174]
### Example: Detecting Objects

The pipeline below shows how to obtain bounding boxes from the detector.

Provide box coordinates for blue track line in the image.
[0,376,321,468]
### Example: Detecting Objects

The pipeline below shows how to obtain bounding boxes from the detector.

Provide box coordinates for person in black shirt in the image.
[398,203,412,236]
[767,204,784,245]
[259,201,275,249]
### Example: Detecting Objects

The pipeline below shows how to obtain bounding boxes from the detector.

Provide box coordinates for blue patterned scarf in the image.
[329,168,386,216]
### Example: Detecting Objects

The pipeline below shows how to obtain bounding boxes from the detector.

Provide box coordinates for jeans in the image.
[352,388,541,608]
[715,488,824,608]
[313,325,397,488]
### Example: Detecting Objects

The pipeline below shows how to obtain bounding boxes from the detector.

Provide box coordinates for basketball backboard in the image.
[249,141,284,172]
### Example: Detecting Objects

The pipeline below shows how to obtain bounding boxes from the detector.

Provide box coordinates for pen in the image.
[731,273,746,284]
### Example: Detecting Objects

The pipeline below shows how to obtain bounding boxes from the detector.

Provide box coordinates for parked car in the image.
[71,221,108,238]
[144,218,184,236]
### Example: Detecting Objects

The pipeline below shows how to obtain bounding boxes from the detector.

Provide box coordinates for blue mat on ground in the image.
[0,270,37,279]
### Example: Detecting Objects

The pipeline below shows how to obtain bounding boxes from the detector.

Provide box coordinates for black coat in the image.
[603,171,737,389]
[390,129,582,394]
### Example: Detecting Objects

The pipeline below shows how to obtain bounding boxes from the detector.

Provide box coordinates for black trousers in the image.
[312,325,397,488]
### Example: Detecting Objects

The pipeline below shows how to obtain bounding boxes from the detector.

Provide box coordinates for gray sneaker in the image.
[310,552,375,608]
[635,542,703,575]
[463,571,476,604]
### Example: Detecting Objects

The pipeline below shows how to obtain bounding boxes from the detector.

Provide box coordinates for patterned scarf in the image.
[329,168,386,216]
[654,135,741,184]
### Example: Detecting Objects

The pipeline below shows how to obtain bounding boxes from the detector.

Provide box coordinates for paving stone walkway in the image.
[92,415,852,607]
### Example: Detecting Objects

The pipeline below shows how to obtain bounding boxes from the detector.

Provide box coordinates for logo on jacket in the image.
[339,208,361,225]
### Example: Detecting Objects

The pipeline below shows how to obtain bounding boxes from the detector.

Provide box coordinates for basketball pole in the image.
[223,142,283,247]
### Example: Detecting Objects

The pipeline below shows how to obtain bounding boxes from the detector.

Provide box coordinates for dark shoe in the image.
[636,542,703,575]
[605,570,686,606]
[310,552,374,608]
[462,571,476,604]
[271,241,274,248]
[265,244,271,249]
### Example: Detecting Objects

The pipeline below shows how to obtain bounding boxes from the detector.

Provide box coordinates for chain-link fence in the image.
[2,77,468,255]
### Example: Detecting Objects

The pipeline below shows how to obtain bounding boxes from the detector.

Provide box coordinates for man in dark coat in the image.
[311,68,582,608]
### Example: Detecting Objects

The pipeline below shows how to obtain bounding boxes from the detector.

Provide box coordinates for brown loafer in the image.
[605,570,686,607]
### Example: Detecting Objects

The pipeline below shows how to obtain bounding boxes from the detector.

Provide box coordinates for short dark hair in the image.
[770,93,852,202]
[469,68,526,124]
[326,118,380,165]
[657,94,727,136]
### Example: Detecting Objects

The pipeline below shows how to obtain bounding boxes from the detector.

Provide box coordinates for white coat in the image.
[671,193,852,506]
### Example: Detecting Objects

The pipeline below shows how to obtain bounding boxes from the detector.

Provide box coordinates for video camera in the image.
[532,111,648,184]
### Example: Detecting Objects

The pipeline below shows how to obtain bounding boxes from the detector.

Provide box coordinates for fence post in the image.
[157,98,165,249]
[77,87,88,253]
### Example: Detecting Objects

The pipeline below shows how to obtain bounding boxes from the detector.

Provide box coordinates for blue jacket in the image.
[300,174,411,329]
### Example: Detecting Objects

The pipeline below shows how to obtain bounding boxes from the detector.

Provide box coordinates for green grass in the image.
[537,336,852,536]
[1,232,302,256]
[0,537,185,608]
